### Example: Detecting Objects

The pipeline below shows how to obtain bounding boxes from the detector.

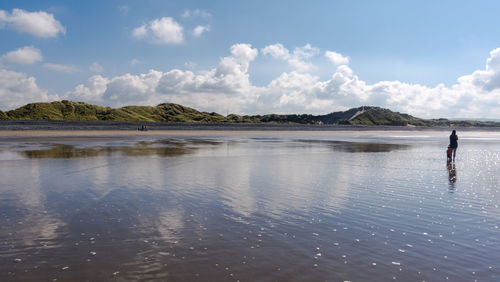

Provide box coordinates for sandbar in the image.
[1,128,500,144]
[0,129,471,141]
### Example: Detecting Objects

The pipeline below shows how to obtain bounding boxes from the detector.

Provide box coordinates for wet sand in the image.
[1,128,500,144]
[0,129,433,137]
[0,130,382,144]
[0,128,481,137]
[0,129,449,145]
[1,131,500,281]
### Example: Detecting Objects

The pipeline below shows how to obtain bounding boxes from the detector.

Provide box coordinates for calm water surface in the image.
[1,131,499,281]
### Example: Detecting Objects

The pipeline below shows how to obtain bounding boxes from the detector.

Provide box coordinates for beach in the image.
[4,0,500,280]
[1,127,500,281]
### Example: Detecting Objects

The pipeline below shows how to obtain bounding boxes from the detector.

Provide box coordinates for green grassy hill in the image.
[6,101,110,121]
[332,106,432,126]
[1,100,499,127]
[2,100,228,123]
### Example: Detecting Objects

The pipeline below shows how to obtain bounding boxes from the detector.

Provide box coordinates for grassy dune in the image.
[2,101,227,123]
[1,100,499,127]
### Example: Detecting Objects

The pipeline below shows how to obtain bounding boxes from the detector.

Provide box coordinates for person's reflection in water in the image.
[447,162,457,191]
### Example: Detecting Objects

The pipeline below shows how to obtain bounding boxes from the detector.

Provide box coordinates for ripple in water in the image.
[0,131,499,281]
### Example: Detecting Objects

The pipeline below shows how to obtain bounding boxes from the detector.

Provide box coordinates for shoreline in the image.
[1,128,500,140]
[2,120,500,131]
[2,121,500,141]
[0,129,443,137]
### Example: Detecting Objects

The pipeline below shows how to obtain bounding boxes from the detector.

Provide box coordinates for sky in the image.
[1,0,500,119]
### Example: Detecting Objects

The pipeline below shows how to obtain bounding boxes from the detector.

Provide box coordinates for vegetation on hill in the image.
[1,100,499,127]
[6,101,109,121]
[332,107,431,126]
[2,100,228,123]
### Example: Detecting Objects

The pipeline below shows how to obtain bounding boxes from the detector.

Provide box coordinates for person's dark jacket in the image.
[450,134,458,148]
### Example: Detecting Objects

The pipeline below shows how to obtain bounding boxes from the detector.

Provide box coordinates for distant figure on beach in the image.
[449,130,458,161]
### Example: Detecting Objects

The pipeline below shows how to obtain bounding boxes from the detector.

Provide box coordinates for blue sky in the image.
[2,0,500,118]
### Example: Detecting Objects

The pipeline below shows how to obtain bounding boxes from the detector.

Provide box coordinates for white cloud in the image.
[132,17,184,44]
[192,25,210,37]
[65,44,259,112]
[181,9,211,19]
[65,70,164,106]
[0,68,58,110]
[262,43,319,72]
[89,62,103,73]
[0,10,6,28]
[1,46,43,64]
[44,63,77,73]
[67,75,109,104]
[40,44,500,119]
[156,43,258,96]
[104,70,163,104]
[0,8,65,38]
[294,44,319,59]
[132,25,147,38]
[325,50,349,65]
[262,43,290,60]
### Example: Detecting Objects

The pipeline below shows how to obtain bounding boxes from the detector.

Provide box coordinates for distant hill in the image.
[316,106,427,126]
[1,100,228,123]
[1,100,499,127]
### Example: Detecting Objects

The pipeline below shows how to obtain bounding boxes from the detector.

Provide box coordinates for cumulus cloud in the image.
[0,68,58,110]
[325,50,349,65]
[132,25,147,38]
[294,44,319,59]
[1,46,43,64]
[67,75,109,104]
[261,43,290,60]
[104,70,164,104]
[192,25,210,37]
[49,44,500,118]
[44,63,77,73]
[0,8,65,38]
[262,43,319,72]
[132,17,183,44]
[252,51,500,118]
[66,70,163,106]
[65,44,259,112]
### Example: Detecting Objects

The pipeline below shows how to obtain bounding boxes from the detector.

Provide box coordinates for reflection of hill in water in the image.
[21,139,223,159]
[333,142,409,153]
[20,138,407,159]
[296,140,410,152]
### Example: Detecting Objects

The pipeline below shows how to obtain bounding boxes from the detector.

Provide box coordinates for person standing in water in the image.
[449,130,458,161]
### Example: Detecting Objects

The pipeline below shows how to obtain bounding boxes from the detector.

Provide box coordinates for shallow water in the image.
[1,131,499,281]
